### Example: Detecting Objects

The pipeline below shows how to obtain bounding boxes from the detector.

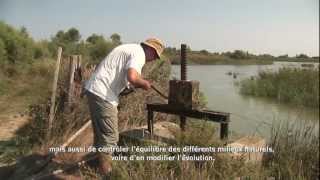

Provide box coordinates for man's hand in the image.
[127,68,151,91]
[141,80,151,90]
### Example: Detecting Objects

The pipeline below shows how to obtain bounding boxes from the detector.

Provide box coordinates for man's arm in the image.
[127,68,151,90]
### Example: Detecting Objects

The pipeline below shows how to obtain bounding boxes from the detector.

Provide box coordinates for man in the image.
[84,38,164,176]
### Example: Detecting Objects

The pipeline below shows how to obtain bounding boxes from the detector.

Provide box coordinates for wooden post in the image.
[76,55,82,69]
[31,120,92,176]
[67,56,77,110]
[47,47,62,139]
[58,120,91,154]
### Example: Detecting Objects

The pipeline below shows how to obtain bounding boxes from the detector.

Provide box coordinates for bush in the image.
[240,68,319,107]
[87,39,115,63]
[0,21,35,64]
[0,38,7,64]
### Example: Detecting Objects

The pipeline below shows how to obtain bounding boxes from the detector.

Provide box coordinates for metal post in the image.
[181,44,187,80]
[180,44,187,130]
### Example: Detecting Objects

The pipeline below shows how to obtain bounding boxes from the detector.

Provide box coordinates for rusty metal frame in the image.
[146,103,230,140]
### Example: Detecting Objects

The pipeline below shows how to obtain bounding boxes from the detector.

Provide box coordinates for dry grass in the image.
[0,60,54,114]
[268,120,319,179]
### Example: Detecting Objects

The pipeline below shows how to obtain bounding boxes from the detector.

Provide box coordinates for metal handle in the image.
[151,85,168,99]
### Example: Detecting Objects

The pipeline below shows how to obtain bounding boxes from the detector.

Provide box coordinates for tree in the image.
[66,28,81,43]
[278,54,288,58]
[230,50,248,59]
[296,54,309,58]
[49,28,82,56]
[110,33,121,45]
[55,30,65,41]
[163,47,177,55]
[20,26,29,38]
[259,54,274,59]
[86,33,116,62]
[200,49,209,55]
[88,39,113,63]
[53,28,81,43]
[86,34,105,44]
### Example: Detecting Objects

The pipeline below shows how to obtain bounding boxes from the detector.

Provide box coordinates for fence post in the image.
[47,47,62,139]
[67,55,77,110]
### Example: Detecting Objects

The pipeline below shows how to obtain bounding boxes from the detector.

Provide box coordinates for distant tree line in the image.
[0,21,318,67]
[0,21,122,67]
[164,46,319,64]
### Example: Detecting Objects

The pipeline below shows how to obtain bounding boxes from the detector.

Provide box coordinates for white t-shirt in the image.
[84,43,145,106]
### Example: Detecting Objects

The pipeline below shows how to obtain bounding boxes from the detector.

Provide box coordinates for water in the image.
[171,62,319,138]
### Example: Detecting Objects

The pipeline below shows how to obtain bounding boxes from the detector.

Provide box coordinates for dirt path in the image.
[0,114,29,141]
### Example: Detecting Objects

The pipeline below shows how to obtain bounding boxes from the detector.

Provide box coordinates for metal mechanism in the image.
[180,44,187,130]
[146,44,230,140]
[181,44,187,80]
[147,104,230,139]
[151,85,168,99]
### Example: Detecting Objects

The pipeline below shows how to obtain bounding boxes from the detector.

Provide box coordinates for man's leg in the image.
[86,92,119,175]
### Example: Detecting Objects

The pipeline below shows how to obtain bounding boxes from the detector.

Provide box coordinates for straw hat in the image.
[142,38,164,58]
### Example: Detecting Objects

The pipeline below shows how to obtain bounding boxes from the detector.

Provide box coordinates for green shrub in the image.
[0,21,35,64]
[240,68,319,107]
[87,39,115,63]
[0,38,7,64]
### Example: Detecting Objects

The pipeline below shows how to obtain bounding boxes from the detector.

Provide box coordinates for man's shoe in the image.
[98,153,112,176]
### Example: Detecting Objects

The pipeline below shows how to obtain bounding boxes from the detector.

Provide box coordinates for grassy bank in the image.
[240,68,319,108]
[165,49,318,65]
[168,52,274,65]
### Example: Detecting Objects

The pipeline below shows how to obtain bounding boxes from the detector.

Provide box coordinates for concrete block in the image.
[226,136,267,164]
[120,121,179,145]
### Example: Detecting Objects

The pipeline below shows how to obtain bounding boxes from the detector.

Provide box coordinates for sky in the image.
[0,0,319,56]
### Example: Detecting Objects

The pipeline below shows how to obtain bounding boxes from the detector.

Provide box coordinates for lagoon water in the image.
[171,62,319,138]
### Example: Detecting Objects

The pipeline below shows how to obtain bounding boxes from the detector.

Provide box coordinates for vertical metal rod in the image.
[181,44,187,80]
[180,44,187,130]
